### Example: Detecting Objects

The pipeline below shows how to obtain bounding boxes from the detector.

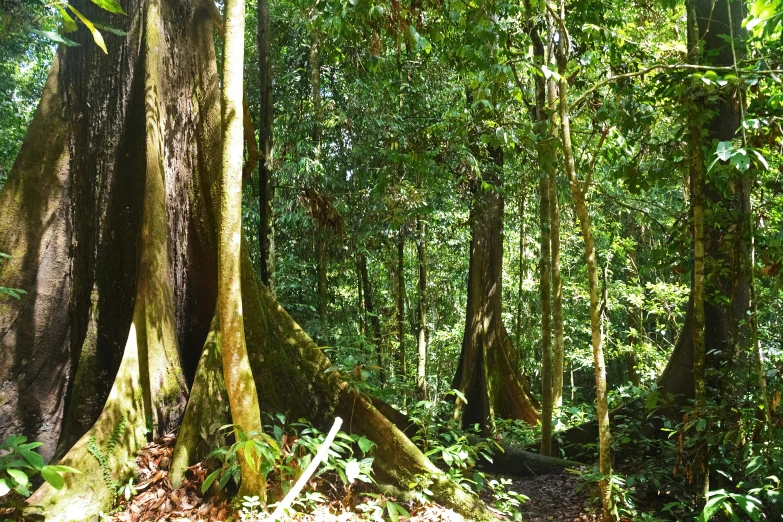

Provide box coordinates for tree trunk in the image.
[530,19,556,455]
[257,0,275,290]
[658,0,749,402]
[0,2,497,519]
[7,0,221,516]
[416,218,427,399]
[359,252,384,383]
[549,132,565,413]
[397,231,406,378]
[219,0,266,498]
[556,2,614,517]
[450,138,539,434]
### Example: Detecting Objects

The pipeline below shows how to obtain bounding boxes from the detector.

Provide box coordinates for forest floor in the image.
[490,472,598,521]
[100,435,598,522]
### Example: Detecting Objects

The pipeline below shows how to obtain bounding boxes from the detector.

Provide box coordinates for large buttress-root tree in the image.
[0,0,494,519]
[450,140,539,434]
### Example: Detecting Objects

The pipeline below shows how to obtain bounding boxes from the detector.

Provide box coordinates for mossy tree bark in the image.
[450,124,539,435]
[556,1,614,518]
[658,0,749,403]
[1,0,221,517]
[218,0,266,499]
[0,2,494,517]
[529,14,558,455]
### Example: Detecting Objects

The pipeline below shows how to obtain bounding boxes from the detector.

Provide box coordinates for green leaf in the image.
[40,467,65,490]
[45,465,81,474]
[67,5,108,54]
[20,449,45,469]
[7,468,28,487]
[450,389,468,404]
[387,502,399,522]
[698,491,729,522]
[0,478,10,496]
[201,469,220,493]
[90,0,127,15]
[716,141,734,161]
[28,28,80,46]
[243,440,255,468]
[645,391,660,411]
[93,22,128,36]
[729,493,761,522]
[731,150,750,172]
[55,5,78,32]
[357,436,374,454]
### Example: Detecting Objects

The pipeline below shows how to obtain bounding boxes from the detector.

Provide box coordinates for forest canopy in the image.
[0,0,782,520]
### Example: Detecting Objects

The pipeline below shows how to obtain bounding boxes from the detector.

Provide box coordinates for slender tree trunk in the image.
[357,251,366,336]
[531,20,556,456]
[515,190,526,358]
[219,0,265,499]
[397,231,406,378]
[257,0,275,290]
[549,130,565,413]
[416,218,427,399]
[359,252,385,383]
[556,3,614,517]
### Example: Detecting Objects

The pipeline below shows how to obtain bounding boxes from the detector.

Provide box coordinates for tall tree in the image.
[416,218,428,399]
[556,1,614,517]
[218,0,266,498]
[451,99,538,433]
[658,0,750,402]
[257,0,275,289]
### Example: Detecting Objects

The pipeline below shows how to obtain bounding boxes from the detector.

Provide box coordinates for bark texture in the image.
[257,0,275,289]
[0,0,219,465]
[450,142,539,434]
[2,2,497,518]
[219,0,266,498]
[658,0,749,401]
[12,0,222,516]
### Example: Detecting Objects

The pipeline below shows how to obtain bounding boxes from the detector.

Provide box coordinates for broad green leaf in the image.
[345,459,361,483]
[7,468,28,486]
[29,28,80,46]
[645,391,660,411]
[41,467,65,490]
[0,478,10,496]
[387,502,399,522]
[20,449,44,469]
[729,493,761,522]
[67,5,108,54]
[55,6,78,32]
[716,141,734,161]
[201,469,220,493]
[91,0,127,15]
[357,436,374,454]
